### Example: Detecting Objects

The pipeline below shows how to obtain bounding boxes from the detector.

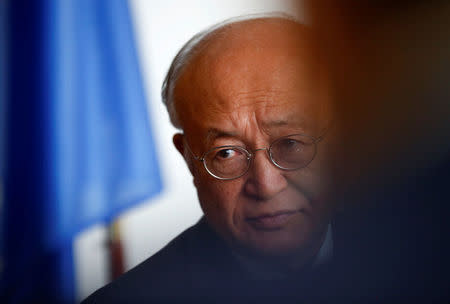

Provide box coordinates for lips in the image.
[246,210,300,230]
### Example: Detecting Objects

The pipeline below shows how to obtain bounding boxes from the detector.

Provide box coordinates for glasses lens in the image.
[204,146,250,179]
[269,134,316,170]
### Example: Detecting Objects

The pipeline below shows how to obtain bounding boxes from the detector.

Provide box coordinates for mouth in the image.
[245,210,301,231]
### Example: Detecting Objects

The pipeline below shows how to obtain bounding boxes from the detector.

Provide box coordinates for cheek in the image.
[289,152,334,216]
[306,146,334,194]
[289,166,329,202]
[193,173,244,228]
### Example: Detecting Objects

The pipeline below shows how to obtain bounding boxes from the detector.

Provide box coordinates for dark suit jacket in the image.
[83,218,337,303]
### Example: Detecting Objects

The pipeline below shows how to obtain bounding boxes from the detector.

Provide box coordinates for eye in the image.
[279,138,304,152]
[215,148,239,160]
[270,135,316,170]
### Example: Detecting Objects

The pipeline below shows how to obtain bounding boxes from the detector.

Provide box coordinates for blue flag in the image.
[1,0,162,302]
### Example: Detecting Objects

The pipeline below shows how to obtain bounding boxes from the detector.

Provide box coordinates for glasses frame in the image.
[184,130,328,181]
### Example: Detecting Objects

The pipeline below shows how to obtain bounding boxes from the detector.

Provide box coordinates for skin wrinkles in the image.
[173,18,334,268]
[177,61,328,141]
[199,95,313,150]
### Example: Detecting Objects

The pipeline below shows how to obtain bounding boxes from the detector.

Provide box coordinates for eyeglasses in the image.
[185,133,326,180]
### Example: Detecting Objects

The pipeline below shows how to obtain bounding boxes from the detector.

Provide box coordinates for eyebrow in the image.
[261,119,309,133]
[261,120,290,128]
[205,128,238,144]
[204,120,307,143]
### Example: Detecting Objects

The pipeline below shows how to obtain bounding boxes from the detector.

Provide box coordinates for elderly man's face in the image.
[173,20,333,259]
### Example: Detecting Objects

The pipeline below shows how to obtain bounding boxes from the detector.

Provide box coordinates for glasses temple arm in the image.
[315,121,334,142]
[183,136,203,161]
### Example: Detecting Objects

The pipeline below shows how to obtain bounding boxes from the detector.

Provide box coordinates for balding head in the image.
[161,13,326,130]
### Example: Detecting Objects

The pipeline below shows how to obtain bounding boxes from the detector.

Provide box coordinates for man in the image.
[85,13,336,303]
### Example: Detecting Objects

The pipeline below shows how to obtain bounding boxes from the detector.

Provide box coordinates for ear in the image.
[173,133,196,177]
[173,133,185,156]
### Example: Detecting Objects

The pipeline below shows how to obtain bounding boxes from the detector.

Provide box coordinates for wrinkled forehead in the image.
[174,19,332,135]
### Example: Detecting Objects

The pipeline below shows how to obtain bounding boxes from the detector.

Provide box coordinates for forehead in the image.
[174,19,331,138]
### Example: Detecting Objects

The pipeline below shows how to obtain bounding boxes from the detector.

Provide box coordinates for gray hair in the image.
[161,12,302,129]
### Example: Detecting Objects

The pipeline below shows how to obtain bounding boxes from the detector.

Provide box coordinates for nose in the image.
[243,149,288,200]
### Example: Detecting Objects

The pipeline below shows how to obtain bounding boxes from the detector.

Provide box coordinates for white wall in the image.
[76,0,302,301]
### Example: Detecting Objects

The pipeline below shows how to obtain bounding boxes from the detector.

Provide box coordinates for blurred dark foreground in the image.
[304,0,450,302]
